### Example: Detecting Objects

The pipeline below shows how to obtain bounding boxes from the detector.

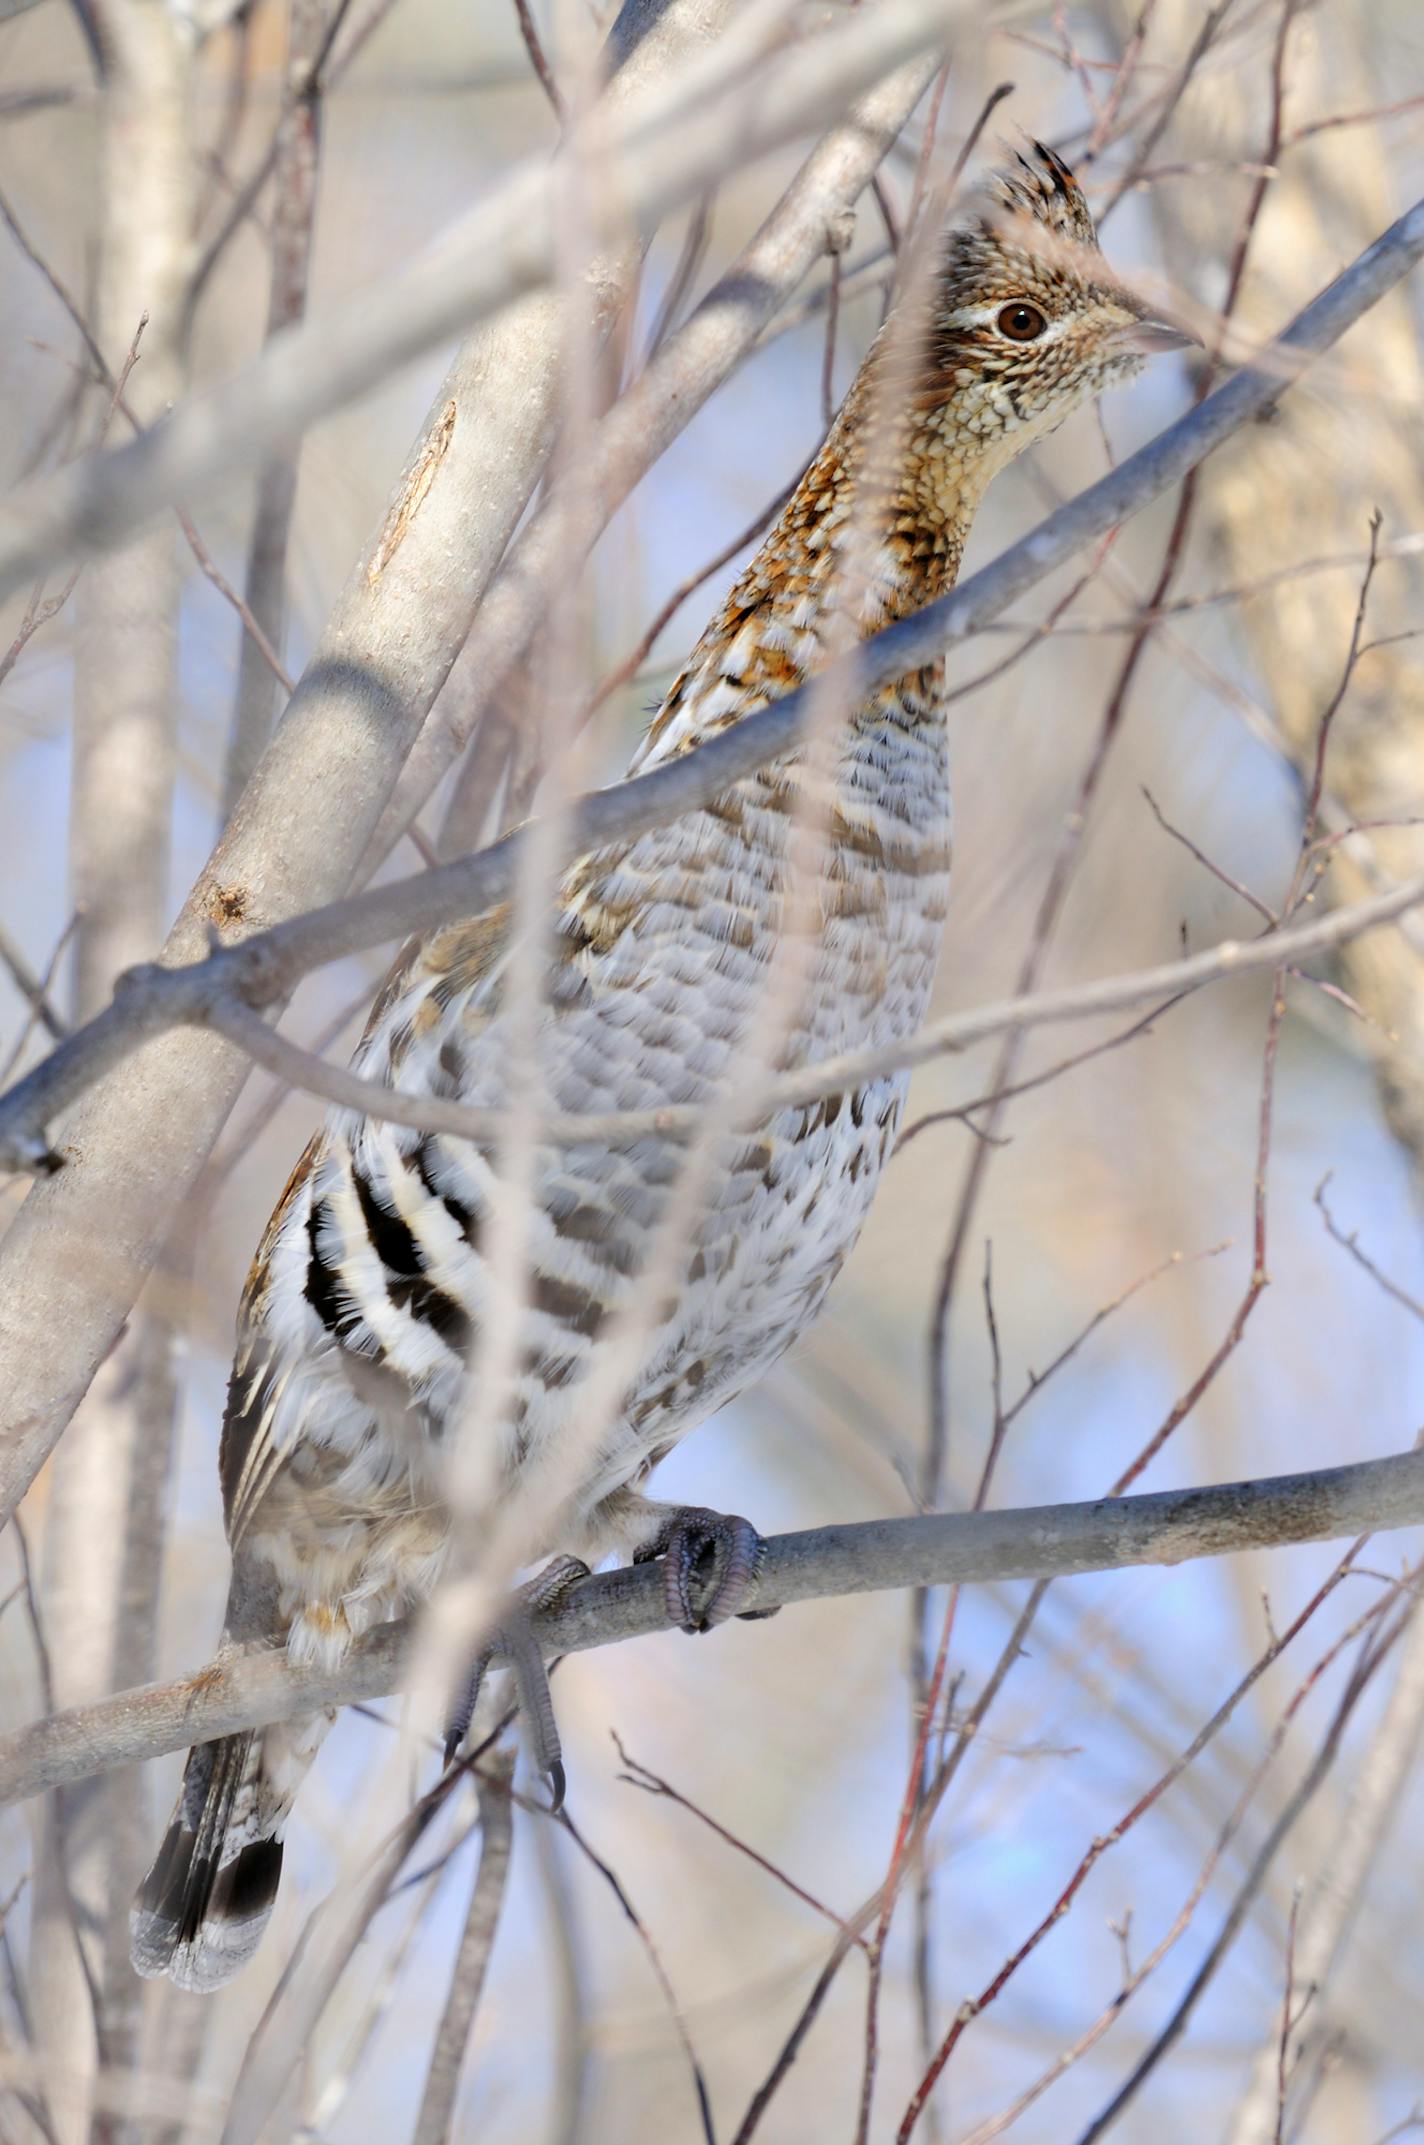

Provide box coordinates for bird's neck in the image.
[629,333,1003,778]
[778,350,998,638]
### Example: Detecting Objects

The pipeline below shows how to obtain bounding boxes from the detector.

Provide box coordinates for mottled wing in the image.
[220,1135,325,1550]
[218,914,516,1553]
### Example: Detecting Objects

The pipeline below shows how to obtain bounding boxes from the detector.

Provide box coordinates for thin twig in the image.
[1076,1601,1415,2141]
[558,1807,716,2145]
[0,920,70,1053]
[613,1730,868,1948]
[1314,1173,1424,1326]
[584,472,802,721]
[899,1546,1371,2141]
[410,1751,515,2145]
[0,0,968,603]
[513,0,565,121]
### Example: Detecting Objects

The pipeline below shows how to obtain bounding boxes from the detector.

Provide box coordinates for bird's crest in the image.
[987,138,1099,251]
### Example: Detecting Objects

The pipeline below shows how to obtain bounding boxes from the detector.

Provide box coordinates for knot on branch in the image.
[223,934,294,1012]
[825,206,857,256]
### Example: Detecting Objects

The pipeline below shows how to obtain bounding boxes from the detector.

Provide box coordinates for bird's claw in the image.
[442,1554,591,1810]
[635,1506,766,1633]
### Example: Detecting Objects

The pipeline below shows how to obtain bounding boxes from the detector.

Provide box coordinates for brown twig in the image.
[897,1546,1375,2141]
[1096,2,1238,223]
[557,1807,715,2145]
[1142,784,1278,922]
[642,189,712,366]
[0,919,70,1056]
[179,508,295,697]
[513,0,565,121]
[1076,1595,1415,2141]
[612,1730,868,1950]
[954,1566,1400,2143]
[895,994,1190,1152]
[900,60,951,243]
[0,172,300,707]
[1274,1888,1303,2142]
[821,241,845,430]
[1286,89,1424,145]
[0,309,147,694]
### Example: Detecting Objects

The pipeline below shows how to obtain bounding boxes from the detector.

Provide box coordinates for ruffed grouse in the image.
[132,142,1190,1990]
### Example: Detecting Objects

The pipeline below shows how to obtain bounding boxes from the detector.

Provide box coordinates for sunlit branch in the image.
[6,1442,1424,1808]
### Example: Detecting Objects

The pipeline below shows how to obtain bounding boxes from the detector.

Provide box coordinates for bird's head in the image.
[916,140,1194,472]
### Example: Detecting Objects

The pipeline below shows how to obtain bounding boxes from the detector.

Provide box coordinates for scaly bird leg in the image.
[632,1504,769,1634]
[443,1553,591,1808]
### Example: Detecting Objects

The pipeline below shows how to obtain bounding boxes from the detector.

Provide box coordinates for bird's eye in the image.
[996,302,1048,342]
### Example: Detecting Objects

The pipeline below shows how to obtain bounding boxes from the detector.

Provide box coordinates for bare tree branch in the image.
[410,1753,515,2145]
[0,0,736,1529]
[0,0,962,606]
[187,867,1424,1141]
[26,2,193,2126]
[1227,1601,1424,2145]
[372,45,945,863]
[2,192,1422,1208]
[6,1442,1424,1810]
[217,0,327,823]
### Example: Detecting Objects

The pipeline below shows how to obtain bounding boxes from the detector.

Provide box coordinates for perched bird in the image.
[132,142,1190,1991]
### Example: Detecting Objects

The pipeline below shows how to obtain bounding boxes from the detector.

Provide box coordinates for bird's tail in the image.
[130,1722,310,1992]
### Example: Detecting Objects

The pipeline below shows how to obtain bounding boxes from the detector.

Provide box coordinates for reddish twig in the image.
[1077,1592,1415,2141]
[954,1562,1396,2143]
[642,189,713,367]
[557,1807,715,2145]
[0,312,147,692]
[1286,89,1424,145]
[1142,784,1278,922]
[179,508,295,696]
[612,1730,868,1950]
[821,242,846,431]
[513,0,565,121]
[1096,2,1237,223]
[901,61,952,243]
[1085,0,1162,157]
[896,993,1192,1153]
[0,911,78,1084]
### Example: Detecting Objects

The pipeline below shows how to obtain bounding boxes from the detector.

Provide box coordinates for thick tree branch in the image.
[5,1444,1424,1810]
[0,0,961,605]
[0,0,733,1527]
[191,866,1424,1140]
[371,46,946,864]
[1,190,1422,1184]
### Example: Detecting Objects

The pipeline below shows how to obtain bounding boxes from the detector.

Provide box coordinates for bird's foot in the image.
[633,1505,769,1634]
[442,1553,591,1810]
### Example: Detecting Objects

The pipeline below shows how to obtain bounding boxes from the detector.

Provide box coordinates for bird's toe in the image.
[443,1555,591,1807]
[637,1506,765,1633]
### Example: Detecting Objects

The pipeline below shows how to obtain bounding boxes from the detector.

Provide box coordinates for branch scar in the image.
[367,400,457,584]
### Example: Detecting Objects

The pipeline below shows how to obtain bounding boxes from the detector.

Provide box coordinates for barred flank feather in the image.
[130,1732,283,1994]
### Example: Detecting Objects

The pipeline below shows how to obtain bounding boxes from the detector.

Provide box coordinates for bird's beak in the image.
[1115,311,1200,356]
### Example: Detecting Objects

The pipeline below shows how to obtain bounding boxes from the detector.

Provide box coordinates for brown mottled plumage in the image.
[132,143,1190,1991]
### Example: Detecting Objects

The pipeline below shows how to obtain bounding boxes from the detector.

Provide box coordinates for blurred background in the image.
[4,0,1424,2138]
